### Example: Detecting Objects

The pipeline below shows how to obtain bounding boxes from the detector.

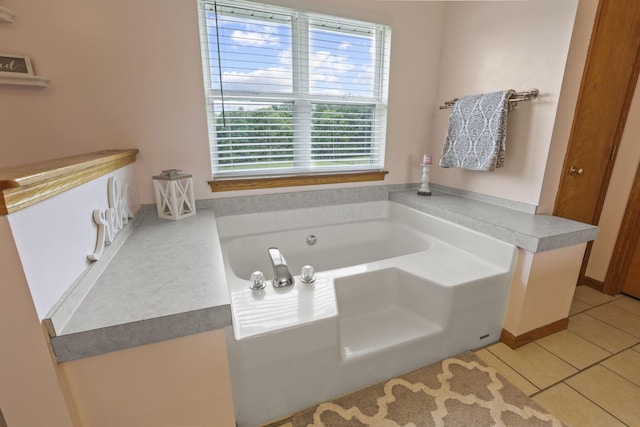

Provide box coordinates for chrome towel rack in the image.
[439,88,539,110]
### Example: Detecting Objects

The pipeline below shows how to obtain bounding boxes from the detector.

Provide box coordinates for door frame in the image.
[553,0,640,287]
[603,163,640,294]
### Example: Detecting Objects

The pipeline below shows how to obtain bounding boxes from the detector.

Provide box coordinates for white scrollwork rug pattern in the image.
[291,352,563,427]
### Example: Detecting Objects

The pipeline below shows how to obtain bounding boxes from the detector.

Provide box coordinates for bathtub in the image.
[216,201,516,427]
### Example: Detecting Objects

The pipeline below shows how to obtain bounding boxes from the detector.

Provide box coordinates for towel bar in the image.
[439,89,539,110]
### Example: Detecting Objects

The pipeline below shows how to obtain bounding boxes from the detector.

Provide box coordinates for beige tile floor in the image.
[265,286,640,427]
[477,286,640,427]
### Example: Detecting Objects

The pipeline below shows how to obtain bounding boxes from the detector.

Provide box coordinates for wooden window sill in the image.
[208,170,388,192]
[0,149,139,215]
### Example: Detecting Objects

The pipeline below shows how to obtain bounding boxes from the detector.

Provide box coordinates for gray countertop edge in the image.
[388,190,599,253]
[50,304,231,362]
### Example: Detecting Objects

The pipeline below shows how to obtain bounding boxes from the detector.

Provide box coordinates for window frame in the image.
[197,0,391,190]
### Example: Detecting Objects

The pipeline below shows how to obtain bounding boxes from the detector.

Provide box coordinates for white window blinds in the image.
[198,0,391,177]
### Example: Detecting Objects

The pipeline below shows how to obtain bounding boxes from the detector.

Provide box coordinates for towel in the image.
[439,89,515,171]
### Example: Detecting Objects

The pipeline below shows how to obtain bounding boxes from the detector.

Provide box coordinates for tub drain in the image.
[306,235,317,246]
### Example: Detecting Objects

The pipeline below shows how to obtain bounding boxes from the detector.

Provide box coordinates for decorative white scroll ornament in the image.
[88,177,133,261]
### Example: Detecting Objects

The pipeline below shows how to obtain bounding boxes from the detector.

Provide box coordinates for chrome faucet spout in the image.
[268,247,294,287]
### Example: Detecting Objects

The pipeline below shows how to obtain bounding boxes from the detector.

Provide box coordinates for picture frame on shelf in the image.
[0,54,34,76]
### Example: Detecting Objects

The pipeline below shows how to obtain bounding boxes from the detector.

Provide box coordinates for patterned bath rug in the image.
[291,351,563,427]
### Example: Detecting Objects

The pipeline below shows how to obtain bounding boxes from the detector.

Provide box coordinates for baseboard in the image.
[500,318,570,349]
[581,276,604,292]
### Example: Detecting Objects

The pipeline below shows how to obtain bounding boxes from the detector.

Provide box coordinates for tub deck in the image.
[46,186,598,365]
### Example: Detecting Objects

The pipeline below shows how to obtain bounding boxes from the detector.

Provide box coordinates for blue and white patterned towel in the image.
[439,90,515,171]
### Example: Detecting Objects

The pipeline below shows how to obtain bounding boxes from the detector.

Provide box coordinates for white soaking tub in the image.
[216,201,517,427]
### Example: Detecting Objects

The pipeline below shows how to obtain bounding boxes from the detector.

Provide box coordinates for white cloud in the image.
[217,46,371,97]
[353,65,374,85]
[223,67,292,92]
[309,50,357,94]
[310,50,355,74]
[230,30,277,46]
[278,49,292,66]
[230,24,280,46]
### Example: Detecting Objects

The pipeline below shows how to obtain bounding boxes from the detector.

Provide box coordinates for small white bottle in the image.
[418,154,432,196]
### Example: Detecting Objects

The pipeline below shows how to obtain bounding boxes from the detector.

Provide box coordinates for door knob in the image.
[568,166,584,176]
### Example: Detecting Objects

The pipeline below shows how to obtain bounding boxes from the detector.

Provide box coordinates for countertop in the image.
[389,190,599,253]
[49,186,598,362]
[50,208,231,362]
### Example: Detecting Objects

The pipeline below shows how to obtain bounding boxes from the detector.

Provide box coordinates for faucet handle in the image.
[249,271,266,290]
[301,265,316,284]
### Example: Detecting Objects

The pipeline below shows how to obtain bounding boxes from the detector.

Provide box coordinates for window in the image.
[197,0,391,181]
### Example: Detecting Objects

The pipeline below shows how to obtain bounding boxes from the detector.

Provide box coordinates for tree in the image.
[215,102,374,170]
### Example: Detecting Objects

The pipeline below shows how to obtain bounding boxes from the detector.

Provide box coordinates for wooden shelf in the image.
[0,74,49,87]
[0,149,139,215]
[0,6,15,23]
[0,8,50,86]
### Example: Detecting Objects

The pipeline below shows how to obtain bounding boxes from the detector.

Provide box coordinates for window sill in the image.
[208,170,388,192]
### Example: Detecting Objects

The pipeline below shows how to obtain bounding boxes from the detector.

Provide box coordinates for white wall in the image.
[429,0,579,207]
[8,165,139,319]
[0,0,212,205]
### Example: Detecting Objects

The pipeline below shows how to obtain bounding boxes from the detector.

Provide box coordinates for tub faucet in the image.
[268,247,295,287]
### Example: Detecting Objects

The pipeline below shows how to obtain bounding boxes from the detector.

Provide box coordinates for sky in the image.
[205,8,377,99]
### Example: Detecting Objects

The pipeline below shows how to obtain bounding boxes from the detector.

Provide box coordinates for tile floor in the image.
[476,286,640,427]
[265,286,640,427]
